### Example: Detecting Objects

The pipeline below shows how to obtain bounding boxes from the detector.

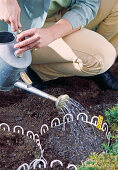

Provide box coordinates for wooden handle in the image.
[17,28,23,34]
[16,28,24,58]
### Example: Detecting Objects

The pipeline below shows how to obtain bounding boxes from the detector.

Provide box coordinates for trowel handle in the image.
[16,28,24,58]
[17,28,23,34]
[17,28,25,41]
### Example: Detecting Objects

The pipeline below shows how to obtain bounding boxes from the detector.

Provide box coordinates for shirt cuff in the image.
[62,11,88,29]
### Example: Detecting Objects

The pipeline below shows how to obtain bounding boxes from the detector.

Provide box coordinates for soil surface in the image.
[0,62,118,170]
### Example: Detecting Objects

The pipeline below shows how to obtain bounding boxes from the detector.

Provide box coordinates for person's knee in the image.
[78,55,104,76]
[75,43,116,76]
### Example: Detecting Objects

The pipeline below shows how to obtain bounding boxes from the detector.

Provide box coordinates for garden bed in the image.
[0,62,118,169]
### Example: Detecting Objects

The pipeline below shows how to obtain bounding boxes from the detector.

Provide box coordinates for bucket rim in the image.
[0,31,16,44]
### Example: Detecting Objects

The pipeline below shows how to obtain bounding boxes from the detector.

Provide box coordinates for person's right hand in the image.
[0,0,21,32]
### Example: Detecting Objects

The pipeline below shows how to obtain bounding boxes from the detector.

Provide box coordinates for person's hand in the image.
[14,18,79,54]
[14,28,54,55]
[0,0,21,32]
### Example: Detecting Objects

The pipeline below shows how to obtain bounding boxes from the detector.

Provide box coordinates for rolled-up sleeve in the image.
[62,0,100,29]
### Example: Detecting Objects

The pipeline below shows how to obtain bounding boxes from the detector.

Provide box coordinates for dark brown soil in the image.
[0,62,118,170]
[0,130,40,170]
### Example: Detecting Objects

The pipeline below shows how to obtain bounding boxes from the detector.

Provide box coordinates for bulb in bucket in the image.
[56,94,70,110]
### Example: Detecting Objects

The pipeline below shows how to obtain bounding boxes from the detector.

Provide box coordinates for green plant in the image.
[104,103,118,130]
[77,152,118,169]
[77,104,118,170]
[102,138,118,155]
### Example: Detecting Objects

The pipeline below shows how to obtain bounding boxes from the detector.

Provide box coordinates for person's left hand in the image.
[14,28,54,54]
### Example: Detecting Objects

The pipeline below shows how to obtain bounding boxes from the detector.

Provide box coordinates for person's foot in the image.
[93,70,118,90]
[25,66,48,90]
[92,70,118,90]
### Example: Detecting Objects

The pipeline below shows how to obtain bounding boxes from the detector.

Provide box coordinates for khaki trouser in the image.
[86,0,118,54]
[31,0,117,81]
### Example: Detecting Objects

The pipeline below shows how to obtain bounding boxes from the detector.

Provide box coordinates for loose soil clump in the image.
[0,130,40,170]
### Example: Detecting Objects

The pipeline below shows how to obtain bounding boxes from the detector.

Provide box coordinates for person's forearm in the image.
[15,18,81,54]
[48,18,81,41]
